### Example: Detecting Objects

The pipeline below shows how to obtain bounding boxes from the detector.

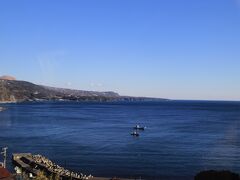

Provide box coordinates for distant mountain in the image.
[0,75,16,81]
[0,79,167,103]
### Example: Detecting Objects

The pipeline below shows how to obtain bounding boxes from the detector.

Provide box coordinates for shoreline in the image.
[0,101,17,104]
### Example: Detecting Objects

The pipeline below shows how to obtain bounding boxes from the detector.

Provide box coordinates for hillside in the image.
[0,79,167,103]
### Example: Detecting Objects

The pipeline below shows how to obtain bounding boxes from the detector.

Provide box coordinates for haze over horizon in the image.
[1,0,240,101]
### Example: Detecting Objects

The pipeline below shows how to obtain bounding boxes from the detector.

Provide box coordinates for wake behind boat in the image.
[131,131,139,137]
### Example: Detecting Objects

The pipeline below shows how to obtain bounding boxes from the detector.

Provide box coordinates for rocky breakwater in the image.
[32,154,93,179]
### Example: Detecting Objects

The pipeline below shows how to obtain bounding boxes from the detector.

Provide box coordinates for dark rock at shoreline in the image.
[195,170,240,180]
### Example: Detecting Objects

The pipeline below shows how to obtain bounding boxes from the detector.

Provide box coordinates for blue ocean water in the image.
[0,101,240,179]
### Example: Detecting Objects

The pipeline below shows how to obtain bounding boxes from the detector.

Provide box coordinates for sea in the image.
[0,101,240,180]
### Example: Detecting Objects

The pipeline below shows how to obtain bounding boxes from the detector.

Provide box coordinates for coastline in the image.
[0,101,17,104]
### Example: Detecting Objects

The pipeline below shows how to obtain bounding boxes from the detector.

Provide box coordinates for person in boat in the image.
[134,125,145,130]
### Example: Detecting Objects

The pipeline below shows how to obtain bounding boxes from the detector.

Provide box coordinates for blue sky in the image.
[0,0,240,100]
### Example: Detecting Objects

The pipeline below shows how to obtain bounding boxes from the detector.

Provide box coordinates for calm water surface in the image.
[0,101,240,179]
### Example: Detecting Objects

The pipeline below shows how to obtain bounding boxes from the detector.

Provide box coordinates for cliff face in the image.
[0,80,58,102]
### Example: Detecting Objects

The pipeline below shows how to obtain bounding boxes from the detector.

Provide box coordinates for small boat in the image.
[131,131,139,136]
[134,125,146,130]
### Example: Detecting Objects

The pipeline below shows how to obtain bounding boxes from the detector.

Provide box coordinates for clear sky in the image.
[0,0,240,100]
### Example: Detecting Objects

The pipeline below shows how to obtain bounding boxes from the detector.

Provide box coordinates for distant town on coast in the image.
[0,75,167,103]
